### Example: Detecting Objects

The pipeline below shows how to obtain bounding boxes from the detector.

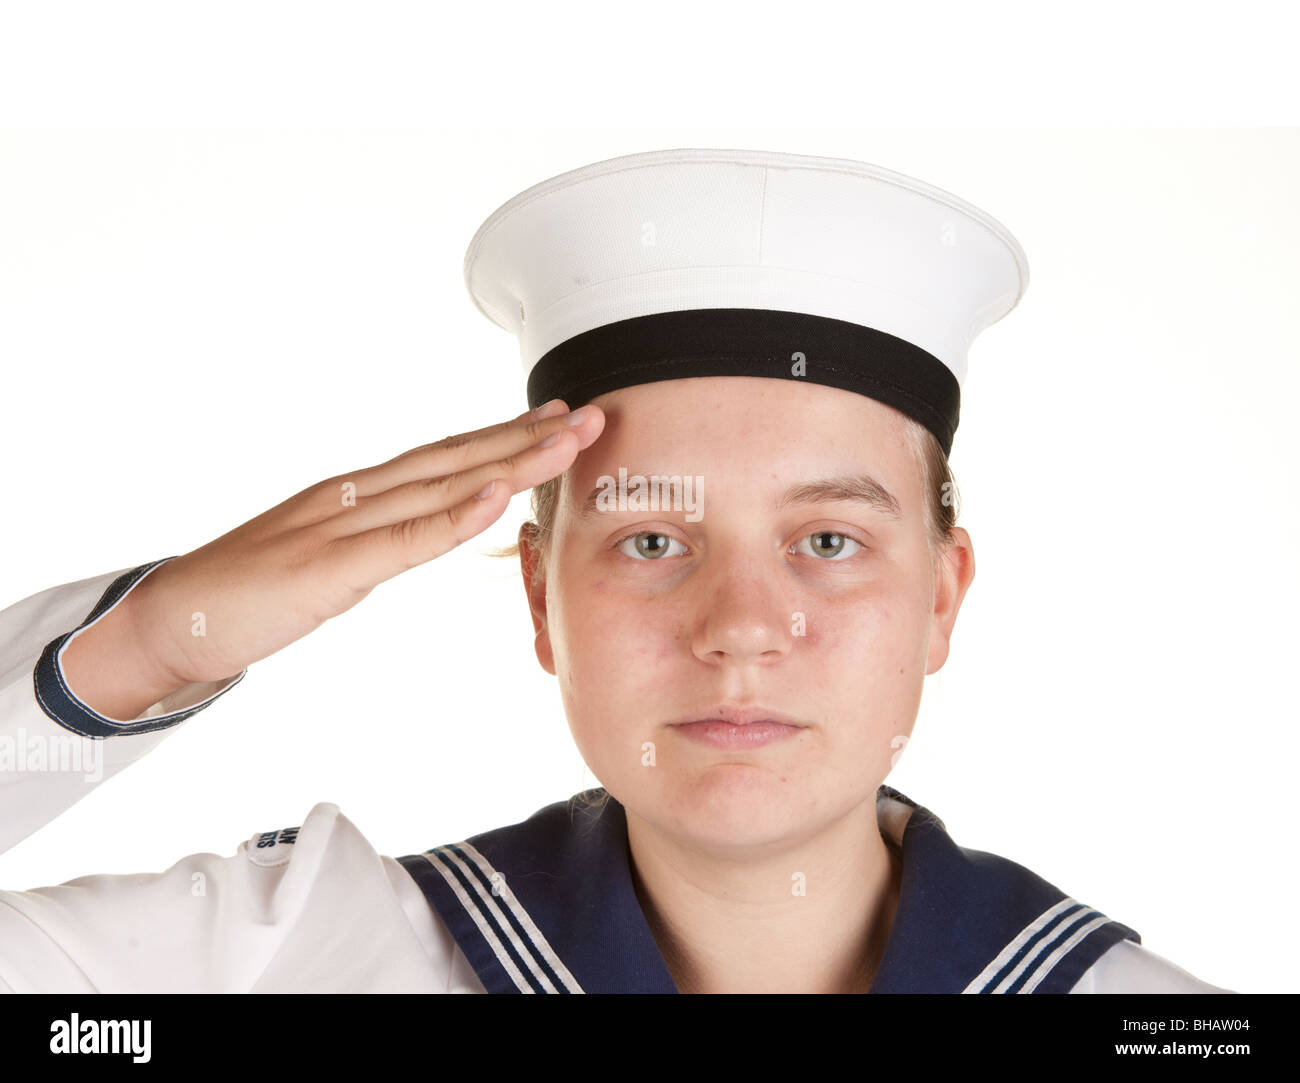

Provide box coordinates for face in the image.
[520,376,974,854]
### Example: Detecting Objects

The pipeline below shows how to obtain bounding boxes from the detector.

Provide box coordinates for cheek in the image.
[550,582,662,717]
[805,586,930,747]
[550,591,663,790]
[559,590,639,654]
[562,577,684,666]
[809,583,925,663]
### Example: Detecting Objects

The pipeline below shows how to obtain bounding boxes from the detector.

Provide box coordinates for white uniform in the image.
[0,559,1234,994]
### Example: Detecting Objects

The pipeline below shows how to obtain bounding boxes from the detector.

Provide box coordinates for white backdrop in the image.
[1,127,1295,994]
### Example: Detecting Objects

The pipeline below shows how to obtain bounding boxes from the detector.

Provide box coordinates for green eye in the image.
[795,531,863,561]
[616,531,687,560]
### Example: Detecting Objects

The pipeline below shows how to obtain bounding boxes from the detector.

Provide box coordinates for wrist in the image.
[60,586,192,722]
[114,564,202,690]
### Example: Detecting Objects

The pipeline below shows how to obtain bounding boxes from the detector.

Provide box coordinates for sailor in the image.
[0,148,1233,994]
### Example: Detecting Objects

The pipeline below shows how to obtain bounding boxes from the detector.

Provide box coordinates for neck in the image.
[625,795,902,994]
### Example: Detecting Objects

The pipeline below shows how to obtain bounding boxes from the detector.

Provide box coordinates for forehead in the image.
[560,376,925,516]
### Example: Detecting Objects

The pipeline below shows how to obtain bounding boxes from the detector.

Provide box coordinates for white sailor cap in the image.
[463,148,1029,457]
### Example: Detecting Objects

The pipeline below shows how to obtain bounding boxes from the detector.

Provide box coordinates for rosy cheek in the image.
[802,598,871,650]
[579,604,646,661]
[811,598,903,664]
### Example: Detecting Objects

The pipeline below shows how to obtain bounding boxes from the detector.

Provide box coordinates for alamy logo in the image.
[591,468,704,522]
[49,1014,151,1062]
[0,727,102,781]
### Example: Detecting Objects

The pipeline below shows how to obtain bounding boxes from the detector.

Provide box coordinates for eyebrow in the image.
[778,473,902,520]
[575,471,902,521]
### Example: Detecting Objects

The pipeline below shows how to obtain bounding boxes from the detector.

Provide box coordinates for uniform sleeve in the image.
[0,802,468,992]
[0,556,246,855]
[1068,939,1236,993]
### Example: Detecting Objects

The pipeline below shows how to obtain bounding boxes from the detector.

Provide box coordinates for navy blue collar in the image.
[397,785,1139,994]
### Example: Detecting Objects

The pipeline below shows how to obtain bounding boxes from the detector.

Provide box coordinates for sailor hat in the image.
[463,148,1029,457]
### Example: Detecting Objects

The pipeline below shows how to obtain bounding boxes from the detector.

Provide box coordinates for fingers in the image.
[317,408,601,540]
[321,469,516,586]
[350,399,577,498]
[317,403,604,584]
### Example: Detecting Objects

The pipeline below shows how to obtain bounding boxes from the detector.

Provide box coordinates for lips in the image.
[668,708,806,750]
[669,704,806,728]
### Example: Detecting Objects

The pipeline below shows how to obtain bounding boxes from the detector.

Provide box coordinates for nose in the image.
[689,552,796,669]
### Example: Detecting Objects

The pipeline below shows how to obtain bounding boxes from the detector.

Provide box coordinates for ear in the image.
[519,521,556,675]
[925,526,975,676]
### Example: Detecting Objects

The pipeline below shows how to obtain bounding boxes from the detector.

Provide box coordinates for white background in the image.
[1,3,1296,996]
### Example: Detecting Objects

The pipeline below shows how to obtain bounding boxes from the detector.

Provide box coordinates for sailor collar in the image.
[396,785,1139,994]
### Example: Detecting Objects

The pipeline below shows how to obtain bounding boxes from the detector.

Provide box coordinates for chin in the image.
[653,763,819,847]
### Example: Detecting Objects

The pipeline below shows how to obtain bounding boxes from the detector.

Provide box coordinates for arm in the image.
[3,399,599,822]
[0,557,245,855]
[57,558,210,724]
[0,402,602,989]
[0,568,466,992]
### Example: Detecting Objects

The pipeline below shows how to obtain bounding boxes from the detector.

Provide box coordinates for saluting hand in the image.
[61,399,602,717]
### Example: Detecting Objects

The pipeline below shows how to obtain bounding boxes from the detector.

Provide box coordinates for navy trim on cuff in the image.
[33,556,247,738]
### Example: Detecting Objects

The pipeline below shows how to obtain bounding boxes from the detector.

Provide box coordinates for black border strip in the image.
[526,308,961,457]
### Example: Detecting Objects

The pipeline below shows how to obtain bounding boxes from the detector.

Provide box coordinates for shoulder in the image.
[1068,939,1235,993]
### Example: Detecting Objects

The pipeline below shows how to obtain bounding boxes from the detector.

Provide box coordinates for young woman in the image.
[0,149,1232,993]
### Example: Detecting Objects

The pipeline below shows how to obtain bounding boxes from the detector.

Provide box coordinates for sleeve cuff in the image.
[33,556,247,738]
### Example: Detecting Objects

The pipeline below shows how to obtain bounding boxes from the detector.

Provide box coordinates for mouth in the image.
[669,705,806,728]
[668,705,807,749]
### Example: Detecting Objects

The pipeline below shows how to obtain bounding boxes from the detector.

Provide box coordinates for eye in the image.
[793,530,863,561]
[615,530,688,561]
